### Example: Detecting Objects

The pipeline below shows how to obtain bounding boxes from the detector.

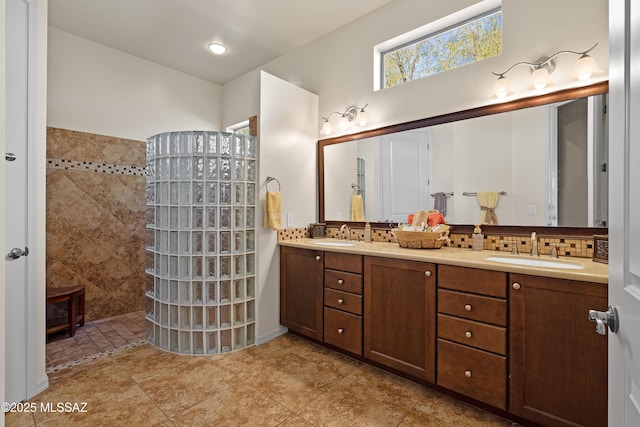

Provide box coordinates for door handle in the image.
[6,247,29,260]
[588,306,619,335]
[5,153,16,161]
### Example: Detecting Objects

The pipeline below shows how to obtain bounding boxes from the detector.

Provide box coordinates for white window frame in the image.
[373,0,502,91]
[226,120,250,135]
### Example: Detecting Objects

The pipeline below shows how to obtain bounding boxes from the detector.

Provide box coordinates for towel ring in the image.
[266,176,281,192]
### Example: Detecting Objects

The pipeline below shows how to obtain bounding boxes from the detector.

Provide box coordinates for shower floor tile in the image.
[45,310,146,372]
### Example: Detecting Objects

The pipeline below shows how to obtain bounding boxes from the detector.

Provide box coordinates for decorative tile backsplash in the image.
[47,158,146,176]
[448,234,593,258]
[278,225,595,259]
[46,127,146,322]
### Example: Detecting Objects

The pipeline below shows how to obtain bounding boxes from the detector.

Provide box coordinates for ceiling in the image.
[48,0,394,86]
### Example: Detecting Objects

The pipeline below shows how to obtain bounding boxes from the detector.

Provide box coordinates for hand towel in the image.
[350,195,365,221]
[433,192,447,216]
[477,192,499,225]
[264,191,281,230]
[427,210,446,227]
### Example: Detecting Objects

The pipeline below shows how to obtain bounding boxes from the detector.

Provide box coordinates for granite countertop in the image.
[277,238,608,284]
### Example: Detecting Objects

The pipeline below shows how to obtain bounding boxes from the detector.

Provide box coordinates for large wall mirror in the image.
[318,82,608,235]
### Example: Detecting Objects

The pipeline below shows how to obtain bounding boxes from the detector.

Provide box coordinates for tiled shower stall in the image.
[145,131,257,354]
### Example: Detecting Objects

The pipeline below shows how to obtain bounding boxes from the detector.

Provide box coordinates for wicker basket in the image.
[392,229,446,249]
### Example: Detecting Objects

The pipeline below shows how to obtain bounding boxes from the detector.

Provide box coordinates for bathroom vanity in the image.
[279,240,608,427]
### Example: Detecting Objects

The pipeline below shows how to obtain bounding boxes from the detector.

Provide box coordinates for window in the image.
[227,120,250,136]
[233,126,250,136]
[380,7,502,89]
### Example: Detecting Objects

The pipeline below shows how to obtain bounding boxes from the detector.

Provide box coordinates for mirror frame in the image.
[318,81,609,237]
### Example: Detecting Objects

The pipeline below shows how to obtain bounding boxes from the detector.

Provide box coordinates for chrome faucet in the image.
[530,232,538,256]
[550,243,568,258]
[339,224,351,241]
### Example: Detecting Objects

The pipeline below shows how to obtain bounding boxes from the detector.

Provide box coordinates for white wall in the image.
[324,142,358,220]
[428,108,548,226]
[32,0,49,399]
[243,0,608,137]
[452,114,514,224]
[357,137,380,221]
[47,28,222,141]
[221,70,260,129]
[511,106,547,226]
[256,71,318,341]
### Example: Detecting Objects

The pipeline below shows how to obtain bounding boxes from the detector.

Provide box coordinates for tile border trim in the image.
[47,158,146,177]
[46,339,148,374]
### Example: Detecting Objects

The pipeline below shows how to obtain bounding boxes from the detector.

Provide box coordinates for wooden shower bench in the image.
[46,285,85,337]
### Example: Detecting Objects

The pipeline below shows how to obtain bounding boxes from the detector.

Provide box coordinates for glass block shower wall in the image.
[144,131,257,354]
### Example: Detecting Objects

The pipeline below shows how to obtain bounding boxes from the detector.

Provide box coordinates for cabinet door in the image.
[364,257,436,382]
[510,274,607,427]
[280,246,324,340]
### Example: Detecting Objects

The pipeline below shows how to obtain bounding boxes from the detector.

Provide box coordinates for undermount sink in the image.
[311,240,356,247]
[485,256,584,270]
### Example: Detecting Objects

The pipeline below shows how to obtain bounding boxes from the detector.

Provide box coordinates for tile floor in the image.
[45,310,146,372]
[7,314,518,426]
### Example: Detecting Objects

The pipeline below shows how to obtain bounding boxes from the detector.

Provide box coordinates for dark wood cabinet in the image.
[323,252,363,355]
[279,244,609,427]
[437,265,508,410]
[279,246,324,340]
[509,274,608,427]
[364,256,436,382]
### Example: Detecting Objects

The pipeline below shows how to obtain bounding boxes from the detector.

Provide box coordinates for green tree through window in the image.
[383,10,502,88]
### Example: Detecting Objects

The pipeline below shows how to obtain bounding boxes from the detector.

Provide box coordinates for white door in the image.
[4,0,31,403]
[607,1,640,425]
[380,131,431,223]
[4,0,47,404]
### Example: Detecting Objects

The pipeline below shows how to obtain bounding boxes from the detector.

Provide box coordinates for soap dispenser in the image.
[364,222,372,243]
[472,224,484,251]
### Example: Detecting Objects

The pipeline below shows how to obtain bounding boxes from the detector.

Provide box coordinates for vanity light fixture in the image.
[489,43,602,99]
[320,104,369,136]
[208,42,228,55]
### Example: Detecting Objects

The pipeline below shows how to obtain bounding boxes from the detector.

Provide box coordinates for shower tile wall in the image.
[46,127,147,322]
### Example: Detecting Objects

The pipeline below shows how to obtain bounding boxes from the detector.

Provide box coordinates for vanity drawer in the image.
[324,307,362,355]
[324,288,362,315]
[324,269,363,294]
[437,314,506,355]
[325,252,363,274]
[438,265,507,298]
[437,339,506,410]
[438,289,507,326]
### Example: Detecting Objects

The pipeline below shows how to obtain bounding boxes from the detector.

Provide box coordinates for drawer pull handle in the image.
[465,370,472,378]
[338,279,344,285]
[425,271,432,277]
[464,304,472,311]
[338,328,344,334]
[465,331,472,338]
[315,255,321,261]
[512,282,521,290]
[337,298,344,304]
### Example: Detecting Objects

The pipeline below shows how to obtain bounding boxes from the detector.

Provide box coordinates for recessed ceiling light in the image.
[208,42,228,55]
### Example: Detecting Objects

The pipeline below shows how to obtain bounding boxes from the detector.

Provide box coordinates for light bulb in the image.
[356,110,368,127]
[208,43,228,55]
[320,121,332,136]
[573,55,602,81]
[530,68,551,90]
[338,115,350,131]
[491,76,512,99]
